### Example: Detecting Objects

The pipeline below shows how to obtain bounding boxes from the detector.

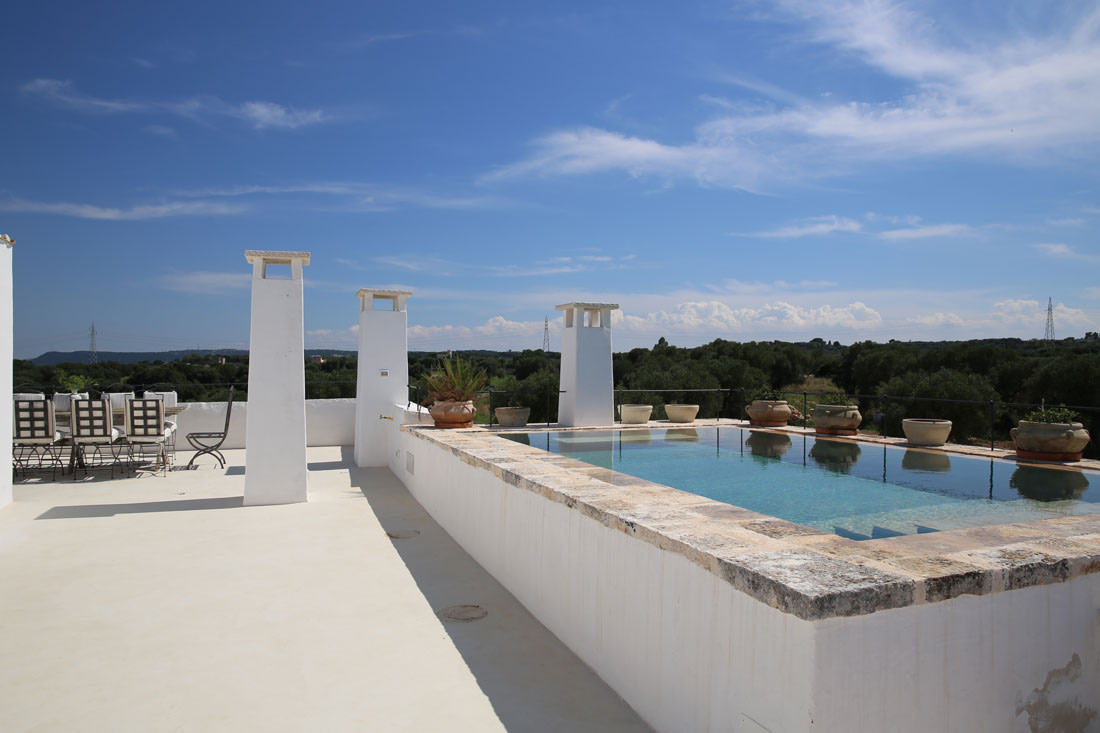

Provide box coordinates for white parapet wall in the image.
[1,235,13,510]
[386,424,1100,733]
[173,398,355,452]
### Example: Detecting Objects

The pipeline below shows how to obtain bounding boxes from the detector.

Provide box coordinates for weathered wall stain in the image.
[1015,653,1097,732]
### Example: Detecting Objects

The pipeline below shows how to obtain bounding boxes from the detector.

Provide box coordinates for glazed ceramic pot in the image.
[1010,421,1090,461]
[619,404,653,424]
[902,418,952,446]
[494,406,530,427]
[812,404,862,434]
[430,400,477,428]
[745,400,792,427]
[665,404,700,423]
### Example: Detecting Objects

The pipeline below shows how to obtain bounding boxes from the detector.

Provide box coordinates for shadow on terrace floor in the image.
[345,448,650,733]
[36,495,243,520]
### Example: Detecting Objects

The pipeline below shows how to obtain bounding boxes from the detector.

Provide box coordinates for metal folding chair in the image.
[186,387,235,468]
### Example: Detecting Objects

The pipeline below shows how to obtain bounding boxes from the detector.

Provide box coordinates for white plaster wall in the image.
[173,399,355,451]
[559,308,614,427]
[355,307,408,467]
[388,426,1100,733]
[1,243,12,510]
[812,575,1100,732]
[245,275,307,504]
[390,425,817,733]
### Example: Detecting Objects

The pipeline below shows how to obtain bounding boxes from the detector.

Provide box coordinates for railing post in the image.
[488,390,494,426]
[989,400,995,451]
[803,391,808,430]
[546,390,551,427]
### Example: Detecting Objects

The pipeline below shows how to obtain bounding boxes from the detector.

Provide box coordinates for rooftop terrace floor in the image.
[0,447,649,732]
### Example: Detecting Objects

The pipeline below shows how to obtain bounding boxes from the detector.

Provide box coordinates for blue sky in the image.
[4,0,1099,358]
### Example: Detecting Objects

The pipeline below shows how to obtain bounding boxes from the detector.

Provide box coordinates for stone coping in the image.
[404,423,1100,622]
[244,250,311,265]
[554,302,620,311]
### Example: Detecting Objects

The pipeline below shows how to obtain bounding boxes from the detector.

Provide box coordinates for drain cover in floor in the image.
[386,529,420,539]
[437,604,487,622]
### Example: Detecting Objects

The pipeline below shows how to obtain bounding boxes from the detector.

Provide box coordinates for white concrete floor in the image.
[0,447,649,732]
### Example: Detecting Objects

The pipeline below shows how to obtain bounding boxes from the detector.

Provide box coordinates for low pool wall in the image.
[175,398,355,450]
[388,423,1100,732]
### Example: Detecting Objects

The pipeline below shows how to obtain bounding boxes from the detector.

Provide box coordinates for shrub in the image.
[1022,404,1079,424]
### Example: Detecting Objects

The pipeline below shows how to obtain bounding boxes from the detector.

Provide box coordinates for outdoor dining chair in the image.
[70,398,123,479]
[186,387,234,469]
[12,398,65,480]
[123,398,174,476]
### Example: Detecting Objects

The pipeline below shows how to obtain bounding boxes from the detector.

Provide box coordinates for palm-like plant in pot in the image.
[424,357,487,428]
[1011,403,1090,462]
[745,386,792,427]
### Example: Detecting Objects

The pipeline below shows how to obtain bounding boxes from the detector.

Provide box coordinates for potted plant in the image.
[665,404,699,423]
[812,392,861,435]
[745,387,792,427]
[424,357,487,429]
[1011,404,1090,462]
[902,418,952,446]
[494,404,531,427]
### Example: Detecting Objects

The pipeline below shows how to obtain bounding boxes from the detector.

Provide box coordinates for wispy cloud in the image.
[178,181,506,211]
[1033,243,1100,262]
[340,26,484,51]
[1048,217,1086,227]
[21,78,330,131]
[0,198,245,220]
[161,272,252,294]
[734,215,862,238]
[486,2,1100,190]
[878,223,973,240]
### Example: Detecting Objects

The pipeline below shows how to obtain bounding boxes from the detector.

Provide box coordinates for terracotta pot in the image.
[812,404,861,435]
[494,406,530,427]
[1010,421,1090,461]
[430,400,477,428]
[902,418,952,446]
[745,400,792,427]
[619,404,652,424]
[665,404,699,423]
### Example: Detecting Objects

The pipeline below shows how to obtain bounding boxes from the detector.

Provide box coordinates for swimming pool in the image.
[501,427,1100,540]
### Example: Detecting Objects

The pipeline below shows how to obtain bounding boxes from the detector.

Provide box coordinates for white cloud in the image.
[232,101,326,130]
[1083,287,1100,300]
[161,272,251,294]
[144,125,176,137]
[1048,218,1086,227]
[990,298,1090,327]
[878,223,973,240]
[178,181,505,211]
[21,78,329,131]
[905,312,965,328]
[615,301,883,335]
[1033,243,1099,262]
[0,198,245,220]
[487,2,1100,189]
[735,215,862,238]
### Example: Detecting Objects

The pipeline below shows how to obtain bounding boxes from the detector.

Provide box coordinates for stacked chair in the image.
[12,397,66,480]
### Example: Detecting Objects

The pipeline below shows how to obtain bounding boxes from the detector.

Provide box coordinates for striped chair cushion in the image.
[13,399,56,443]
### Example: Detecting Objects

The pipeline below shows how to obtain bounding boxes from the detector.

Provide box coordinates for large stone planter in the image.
[494,406,530,427]
[430,400,477,428]
[745,400,792,427]
[1011,421,1091,462]
[812,404,861,436]
[619,404,653,424]
[902,418,952,447]
[665,404,699,423]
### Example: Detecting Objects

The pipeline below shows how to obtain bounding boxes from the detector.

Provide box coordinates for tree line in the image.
[14,336,1100,456]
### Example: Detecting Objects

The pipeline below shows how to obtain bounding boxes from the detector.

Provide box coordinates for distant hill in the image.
[28,349,356,365]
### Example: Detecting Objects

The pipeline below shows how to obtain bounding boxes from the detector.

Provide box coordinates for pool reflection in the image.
[1010,465,1091,502]
[810,439,862,473]
[901,449,952,473]
[745,431,791,459]
[664,428,700,442]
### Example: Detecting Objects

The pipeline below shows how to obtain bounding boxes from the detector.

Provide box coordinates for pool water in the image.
[502,428,1100,540]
